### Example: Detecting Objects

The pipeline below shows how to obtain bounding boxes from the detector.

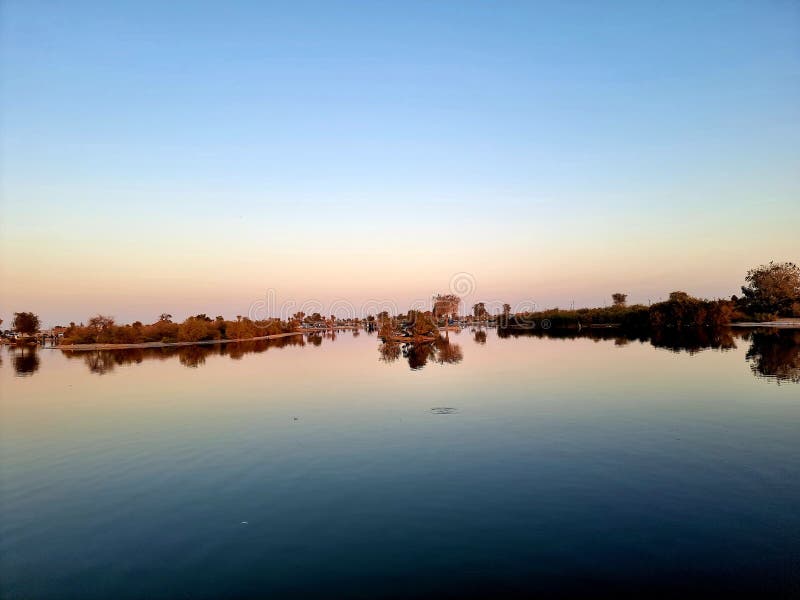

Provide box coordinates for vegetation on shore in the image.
[4,261,798,344]
[503,262,800,331]
[505,292,740,331]
[59,314,298,345]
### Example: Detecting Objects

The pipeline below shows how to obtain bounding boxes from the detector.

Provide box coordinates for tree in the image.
[378,317,397,340]
[13,312,40,336]
[502,303,512,317]
[159,313,173,322]
[226,316,256,340]
[612,293,628,307]
[86,315,116,343]
[741,261,800,317]
[433,294,460,321]
[649,292,733,329]
[178,316,215,342]
[407,310,438,337]
[472,302,487,320]
[88,315,115,331]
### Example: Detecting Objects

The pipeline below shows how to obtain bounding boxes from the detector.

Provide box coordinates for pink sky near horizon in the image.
[1,233,795,327]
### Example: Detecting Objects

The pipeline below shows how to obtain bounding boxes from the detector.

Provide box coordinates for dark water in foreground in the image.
[1,329,799,599]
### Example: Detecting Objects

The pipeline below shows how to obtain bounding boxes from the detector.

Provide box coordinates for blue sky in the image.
[1,1,798,324]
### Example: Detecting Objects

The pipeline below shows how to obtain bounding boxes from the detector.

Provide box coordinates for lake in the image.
[1,328,799,598]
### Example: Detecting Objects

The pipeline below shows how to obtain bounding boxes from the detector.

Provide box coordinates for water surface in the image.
[1,329,799,598]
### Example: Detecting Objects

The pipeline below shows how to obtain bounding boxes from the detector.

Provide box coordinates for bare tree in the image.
[88,315,115,331]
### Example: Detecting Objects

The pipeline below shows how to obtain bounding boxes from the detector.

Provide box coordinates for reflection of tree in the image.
[308,333,322,347]
[745,329,800,383]
[433,335,463,365]
[496,325,743,356]
[179,345,210,368]
[379,342,401,363]
[83,351,117,375]
[226,343,246,360]
[60,335,308,374]
[404,343,435,370]
[393,335,464,370]
[13,346,40,376]
[649,327,736,354]
[473,330,487,345]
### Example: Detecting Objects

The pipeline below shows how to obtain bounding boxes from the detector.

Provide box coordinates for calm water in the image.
[1,329,799,599]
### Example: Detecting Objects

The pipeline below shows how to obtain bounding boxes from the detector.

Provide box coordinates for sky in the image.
[1,0,798,326]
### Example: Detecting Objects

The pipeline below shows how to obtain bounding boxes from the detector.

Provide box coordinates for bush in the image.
[178,317,218,342]
[649,293,733,328]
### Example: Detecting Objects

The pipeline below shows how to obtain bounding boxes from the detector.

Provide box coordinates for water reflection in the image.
[496,326,800,384]
[60,335,310,375]
[9,345,41,376]
[473,329,487,345]
[379,335,464,370]
[378,342,402,364]
[744,329,800,384]
[649,327,737,354]
[496,325,738,353]
[7,327,800,383]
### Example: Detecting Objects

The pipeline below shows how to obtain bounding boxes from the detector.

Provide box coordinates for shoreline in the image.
[17,320,800,351]
[730,319,800,329]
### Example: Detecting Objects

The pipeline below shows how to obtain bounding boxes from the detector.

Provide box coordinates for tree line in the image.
[4,261,798,343]
[504,262,800,331]
[56,314,297,345]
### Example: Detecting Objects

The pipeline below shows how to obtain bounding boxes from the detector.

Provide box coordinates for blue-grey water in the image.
[1,328,799,598]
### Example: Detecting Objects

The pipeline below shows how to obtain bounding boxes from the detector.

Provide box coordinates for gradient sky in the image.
[1,0,798,326]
